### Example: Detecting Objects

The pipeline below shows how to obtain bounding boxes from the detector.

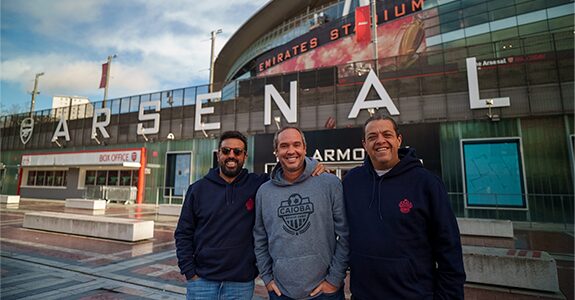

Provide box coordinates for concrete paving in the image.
[1,199,573,299]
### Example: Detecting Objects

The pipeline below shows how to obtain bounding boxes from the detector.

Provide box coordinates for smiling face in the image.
[275,128,307,179]
[363,119,402,170]
[218,138,247,182]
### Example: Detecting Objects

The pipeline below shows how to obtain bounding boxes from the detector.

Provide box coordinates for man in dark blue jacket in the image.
[175,130,323,300]
[342,114,465,299]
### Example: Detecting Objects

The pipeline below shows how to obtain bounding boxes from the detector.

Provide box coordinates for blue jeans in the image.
[186,277,254,300]
[268,287,345,300]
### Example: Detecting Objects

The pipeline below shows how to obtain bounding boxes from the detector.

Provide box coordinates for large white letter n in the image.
[264,81,298,125]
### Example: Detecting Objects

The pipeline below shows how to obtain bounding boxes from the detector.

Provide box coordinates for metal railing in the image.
[150,186,187,207]
[448,192,574,230]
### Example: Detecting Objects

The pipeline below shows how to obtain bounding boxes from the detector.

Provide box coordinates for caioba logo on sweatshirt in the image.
[277,193,314,235]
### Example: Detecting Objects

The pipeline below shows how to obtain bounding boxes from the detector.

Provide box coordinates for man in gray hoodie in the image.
[253,126,349,300]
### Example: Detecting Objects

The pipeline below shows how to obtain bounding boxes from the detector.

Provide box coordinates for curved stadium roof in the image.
[213,0,334,87]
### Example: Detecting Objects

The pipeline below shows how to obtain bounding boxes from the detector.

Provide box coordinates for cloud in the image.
[1,54,158,101]
[1,0,270,110]
[2,0,107,37]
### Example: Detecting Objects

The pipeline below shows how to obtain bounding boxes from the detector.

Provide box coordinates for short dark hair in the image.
[273,126,307,150]
[363,113,400,137]
[219,131,248,151]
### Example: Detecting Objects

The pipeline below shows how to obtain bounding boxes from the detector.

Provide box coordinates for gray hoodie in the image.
[254,157,349,299]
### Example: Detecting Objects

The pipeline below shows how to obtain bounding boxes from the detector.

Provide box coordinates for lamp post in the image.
[29,72,44,117]
[102,54,117,108]
[209,29,222,92]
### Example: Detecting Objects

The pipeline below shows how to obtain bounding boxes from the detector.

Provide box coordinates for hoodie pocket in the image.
[273,254,327,299]
[350,252,422,299]
[196,242,255,277]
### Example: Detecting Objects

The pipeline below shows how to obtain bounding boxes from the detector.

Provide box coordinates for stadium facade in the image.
[0,0,573,225]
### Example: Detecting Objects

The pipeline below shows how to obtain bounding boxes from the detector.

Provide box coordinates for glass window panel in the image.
[161,91,171,109]
[521,10,548,25]
[85,170,96,185]
[62,171,67,186]
[548,15,574,32]
[518,20,549,36]
[466,33,492,47]
[547,3,575,19]
[490,7,517,22]
[107,170,119,185]
[110,99,120,115]
[184,87,196,106]
[464,23,490,37]
[27,171,36,186]
[130,96,140,112]
[441,20,464,33]
[96,171,107,185]
[132,171,139,187]
[120,170,132,186]
[491,27,519,42]
[120,98,130,113]
[465,13,490,27]
[54,171,64,186]
[438,1,462,14]
[442,28,465,43]
[463,3,488,18]
[36,171,46,186]
[515,0,547,14]
[46,171,55,186]
[172,89,184,107]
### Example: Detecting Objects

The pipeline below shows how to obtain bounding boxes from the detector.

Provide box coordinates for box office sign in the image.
[21,149,142,167]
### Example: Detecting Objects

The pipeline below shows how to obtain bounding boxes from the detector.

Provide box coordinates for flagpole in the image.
[371,0,379,76]
[102,54,116,108]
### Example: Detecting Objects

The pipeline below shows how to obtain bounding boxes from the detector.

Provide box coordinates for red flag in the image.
[99,62,108,89]
[355,5,371,44]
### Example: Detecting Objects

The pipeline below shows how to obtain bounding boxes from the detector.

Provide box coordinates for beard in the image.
[220,158,243,178]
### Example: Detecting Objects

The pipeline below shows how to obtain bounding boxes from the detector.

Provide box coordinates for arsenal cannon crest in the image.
[20,117,34,145]
[277,193,314,235]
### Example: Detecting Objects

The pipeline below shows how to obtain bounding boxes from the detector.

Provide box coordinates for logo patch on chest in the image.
[399,198,413,214]
[245,198,254,211]
[277,193,314,235]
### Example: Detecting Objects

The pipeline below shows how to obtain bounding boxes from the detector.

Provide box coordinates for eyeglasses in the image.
[220,147,245,156]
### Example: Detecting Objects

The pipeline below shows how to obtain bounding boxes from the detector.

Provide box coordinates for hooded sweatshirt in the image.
[342,148,465,300]
[174,167,268,282]
[254,157,349,299]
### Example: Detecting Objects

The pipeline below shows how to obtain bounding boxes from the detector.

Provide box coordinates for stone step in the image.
[458,218,514,238]
[0,195,20,204]
[65,198,107,210]
[463,245,560,293]
[158,204,182,216]
[23,212,154,242]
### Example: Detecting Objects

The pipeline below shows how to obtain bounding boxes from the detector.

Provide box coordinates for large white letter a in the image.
[348,69,399,119]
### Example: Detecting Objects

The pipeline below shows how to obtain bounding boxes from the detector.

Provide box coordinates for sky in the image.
[0,0,269,115]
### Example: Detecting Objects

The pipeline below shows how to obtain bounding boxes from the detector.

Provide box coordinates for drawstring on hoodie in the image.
[367,174,385,220]
[368,176,376,209]
[368,171,385,220]
[377,176,384,220]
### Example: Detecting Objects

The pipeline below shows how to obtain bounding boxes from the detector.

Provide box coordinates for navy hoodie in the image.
[342,148,465,299]
[174,167,268,282]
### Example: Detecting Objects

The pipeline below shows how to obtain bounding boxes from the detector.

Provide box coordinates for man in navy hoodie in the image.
[342,114,466,299]
[175,130,323,300]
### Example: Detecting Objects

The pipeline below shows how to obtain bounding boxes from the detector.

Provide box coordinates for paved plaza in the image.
[1,199,573,299]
